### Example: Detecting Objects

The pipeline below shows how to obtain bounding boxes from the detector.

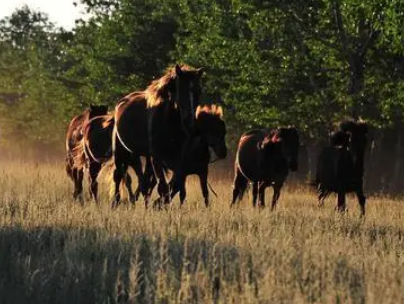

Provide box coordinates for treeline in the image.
[1,1,404,192]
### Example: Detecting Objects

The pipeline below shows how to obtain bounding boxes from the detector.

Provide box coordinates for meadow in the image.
[0,159,404,304]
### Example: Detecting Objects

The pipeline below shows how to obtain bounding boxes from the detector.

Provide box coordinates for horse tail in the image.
[71,139,86,171]
[83,138,107,164]
[236,173,249,200]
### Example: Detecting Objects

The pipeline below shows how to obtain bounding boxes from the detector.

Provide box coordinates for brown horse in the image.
[111,64,204,207]
[65,104,108,201]
[231,127,300,209]
[315,120,368,216]
[145,104,227,206]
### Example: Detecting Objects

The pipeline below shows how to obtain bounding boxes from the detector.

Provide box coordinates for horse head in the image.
[89,104,109,119]
[169,64,204,129]
[338,120,368,155]
[329,130,351,148]
[196,104,227,159]
[275,127,300,172]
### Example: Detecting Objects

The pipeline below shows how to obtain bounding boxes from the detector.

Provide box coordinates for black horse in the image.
[315,120,368,216]
[144,104,227,207]
[231,127,299,209]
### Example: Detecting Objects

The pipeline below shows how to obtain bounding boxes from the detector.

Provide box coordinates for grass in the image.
[0,159,404,303]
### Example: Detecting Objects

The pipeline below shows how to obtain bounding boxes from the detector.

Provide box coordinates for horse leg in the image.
[271,183,283,211]
[168,171,186,206]
[231,168,248,206]
[142,158,156,208]
[123,173,136,205]
[178,175,187,207]
[111,162,128,208]
[168,173,179,202]
[258,182,268,208]
[128,156,144,204]
[66,159,74,181]
[355,188,366,217]
[88,161,102,203]
[66,160,76,200]
[318,185,329,208]
[151,158,170,206]
[252,182,258,207]
[336,191,346,213]
[198,169,209,207]
[73,168,84,204]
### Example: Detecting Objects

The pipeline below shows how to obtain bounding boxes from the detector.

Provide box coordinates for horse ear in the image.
[195,105,202,118]
[272,134,282,142]
[175,64,182,76]
[260,136,270,149]
[216,105,223,118]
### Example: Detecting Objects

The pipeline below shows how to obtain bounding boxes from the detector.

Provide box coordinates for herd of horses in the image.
[65,64,368,217]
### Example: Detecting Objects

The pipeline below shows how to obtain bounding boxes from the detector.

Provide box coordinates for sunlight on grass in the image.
[0,160,403,303]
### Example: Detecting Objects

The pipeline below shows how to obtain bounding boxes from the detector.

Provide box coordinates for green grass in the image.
[0,160,403,303]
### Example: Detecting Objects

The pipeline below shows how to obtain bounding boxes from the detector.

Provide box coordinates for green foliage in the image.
[1,0,404,147]
[0,6,78,145]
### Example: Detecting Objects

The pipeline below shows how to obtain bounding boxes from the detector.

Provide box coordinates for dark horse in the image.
[231,127,299,209]
[72,114,138,203]
[65,104,108,201]
[315,120,368,216]
[145,104,227,206]
[111,64,204,207]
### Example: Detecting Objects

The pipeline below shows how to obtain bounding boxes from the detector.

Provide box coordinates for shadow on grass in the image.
[0,226,255,304]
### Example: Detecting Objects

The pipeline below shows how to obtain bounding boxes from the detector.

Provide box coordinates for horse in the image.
[315,120,368,216]
[144,104,227,207]
[111,64,204,208]
[65,104,108,202]
[231,127,300,209]
[70,114,138,203]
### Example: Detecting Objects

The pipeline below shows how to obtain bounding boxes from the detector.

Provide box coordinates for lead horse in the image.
[111,64,204,207]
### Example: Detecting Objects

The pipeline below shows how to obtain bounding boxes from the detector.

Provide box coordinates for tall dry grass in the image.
[0,160,404,303]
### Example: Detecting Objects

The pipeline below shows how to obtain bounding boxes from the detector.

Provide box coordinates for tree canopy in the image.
[1,0,404,148]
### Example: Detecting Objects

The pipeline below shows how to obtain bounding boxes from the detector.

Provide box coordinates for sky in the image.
[0,0,86,29]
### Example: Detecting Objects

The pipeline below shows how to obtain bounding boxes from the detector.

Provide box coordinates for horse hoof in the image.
[152,198,162,210]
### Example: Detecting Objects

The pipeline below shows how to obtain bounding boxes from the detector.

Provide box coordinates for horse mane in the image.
[102,114,114,129]
[144,64,197,108]
[196,104,223,119]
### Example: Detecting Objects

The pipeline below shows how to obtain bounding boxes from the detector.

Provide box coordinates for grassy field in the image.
[0,160,404,304]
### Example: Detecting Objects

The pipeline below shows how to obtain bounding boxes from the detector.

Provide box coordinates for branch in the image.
[332,0,351,60]
[290,12,338,49]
